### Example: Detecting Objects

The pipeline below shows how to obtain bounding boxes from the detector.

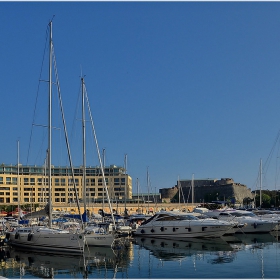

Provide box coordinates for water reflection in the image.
[133,236,235,261]
[4,238,132,278]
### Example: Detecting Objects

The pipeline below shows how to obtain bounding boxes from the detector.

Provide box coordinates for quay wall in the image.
[43,202,198,215]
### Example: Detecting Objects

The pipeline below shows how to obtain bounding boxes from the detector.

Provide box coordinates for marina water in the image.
[1,233,280,279]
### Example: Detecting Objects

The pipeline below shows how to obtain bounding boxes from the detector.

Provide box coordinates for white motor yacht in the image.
[134,211,234,238]
[205,209,278,233]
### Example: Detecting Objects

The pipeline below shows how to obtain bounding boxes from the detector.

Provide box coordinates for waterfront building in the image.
[0,163,132,207]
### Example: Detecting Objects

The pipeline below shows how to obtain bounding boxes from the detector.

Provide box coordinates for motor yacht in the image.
[134,211,234,238]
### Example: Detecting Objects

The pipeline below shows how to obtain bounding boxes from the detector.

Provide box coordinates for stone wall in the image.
[159,178,254,205]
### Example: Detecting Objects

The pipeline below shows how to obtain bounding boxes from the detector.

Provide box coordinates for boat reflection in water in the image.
[133,236,236,262]
[236,233,277,248]
[7,239,132,278]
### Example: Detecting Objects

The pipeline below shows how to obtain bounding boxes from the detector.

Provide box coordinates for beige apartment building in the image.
[0,163,132,207]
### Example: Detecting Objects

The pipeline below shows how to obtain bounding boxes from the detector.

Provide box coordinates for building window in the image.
[61,178,66,186]
[12,177,17,185]
[55,178,59,186]
[114,178,119,185]
[90,179,95,186]
[24,198,29,202]
[24,178,29,185]
[6,177,11,184]
[30,178,35,185]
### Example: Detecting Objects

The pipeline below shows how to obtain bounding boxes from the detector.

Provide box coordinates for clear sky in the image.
[1,2,280,194]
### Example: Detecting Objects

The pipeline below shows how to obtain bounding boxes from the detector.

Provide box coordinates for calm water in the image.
[1,233,280,279]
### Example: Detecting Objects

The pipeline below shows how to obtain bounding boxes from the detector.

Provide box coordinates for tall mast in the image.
[17,140,20,220]
[102,148,105,213]
[147,167,150,213]
[178,176,180,209]
[82,77,87,215]
[260,158,262,208]
[48,20,53,227]
[124,154,127,215]
[191,173,194,205]
[137,178,139,213]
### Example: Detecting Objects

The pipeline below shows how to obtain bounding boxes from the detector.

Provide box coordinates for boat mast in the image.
[48,20,53,228]
[82,77,87,217]
[17,140,20,220]
[147,167,150,214]
[137,178,139,213]
[178,176,180,209]
[191,173,194,205]
[124,154,127,216]
[260,158,262,208]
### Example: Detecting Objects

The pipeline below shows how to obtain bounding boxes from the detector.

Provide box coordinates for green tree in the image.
[255,193,271,208]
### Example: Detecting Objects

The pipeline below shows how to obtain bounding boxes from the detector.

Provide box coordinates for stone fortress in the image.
[159,178,254,205]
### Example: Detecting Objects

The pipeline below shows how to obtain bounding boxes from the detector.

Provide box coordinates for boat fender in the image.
[5,233,10,240]
[160,227,164,231]
[140,229,145,234]
[15,233,19,239]
[27,233,32,241]
[254,223,257,228]
[151,239,155,244]
[202,227,207,231]
[151,229,155,233]
[173,227,176,232]
[185,227,191,232]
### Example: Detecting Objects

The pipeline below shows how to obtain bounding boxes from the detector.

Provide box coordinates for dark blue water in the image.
[1,233,280,278]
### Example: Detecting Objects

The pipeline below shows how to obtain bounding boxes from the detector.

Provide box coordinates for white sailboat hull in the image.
[7,227,84,254]
[85,233,114,247]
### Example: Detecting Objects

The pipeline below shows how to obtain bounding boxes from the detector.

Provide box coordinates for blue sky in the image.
[1,2,280,194]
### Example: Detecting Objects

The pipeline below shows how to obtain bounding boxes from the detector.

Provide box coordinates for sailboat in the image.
[79,77,115,247]
[6,20,85,254]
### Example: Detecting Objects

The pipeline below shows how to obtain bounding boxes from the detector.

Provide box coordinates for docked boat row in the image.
[3,206,280,256]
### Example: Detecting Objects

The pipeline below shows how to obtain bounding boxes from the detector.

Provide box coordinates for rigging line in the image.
[84,80,116,229]
[274,138,280,190]
[26,24,49,165]
[52,47,83,224]
[263,128,280,175]
[69,79,82,163]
